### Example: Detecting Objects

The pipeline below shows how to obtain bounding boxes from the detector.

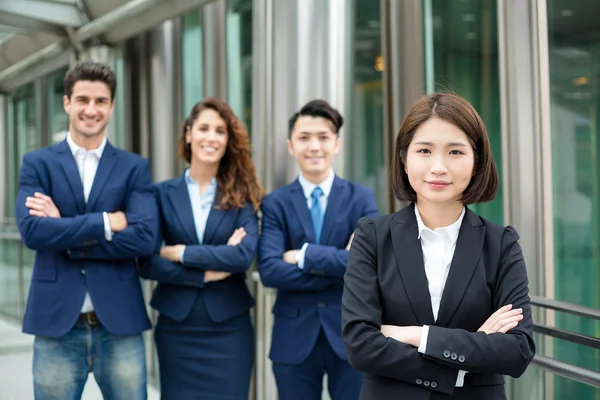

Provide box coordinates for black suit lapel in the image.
[289,180,316,243]
[390,204,435,326]
[53,140,86,214]
[436,208,485,327]
[167,175,200,244]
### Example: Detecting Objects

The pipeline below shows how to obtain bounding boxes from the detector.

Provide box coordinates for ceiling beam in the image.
[0,0,86,28]
[0,13,67,36]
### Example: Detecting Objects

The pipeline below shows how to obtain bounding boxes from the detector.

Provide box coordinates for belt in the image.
[78,311,100,325]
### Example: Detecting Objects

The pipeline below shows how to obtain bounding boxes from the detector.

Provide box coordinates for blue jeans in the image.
[32,320,147,400]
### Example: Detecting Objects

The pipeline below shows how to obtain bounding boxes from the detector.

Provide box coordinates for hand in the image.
[25,192,61,218]
[283,250,299,264]
[107,211,128,232]
[160,245,186,262]
[346,233,355,250]
[204,270,231,282]
[380,325,422,347]
[478,304,523,334]
[227,228,247,246]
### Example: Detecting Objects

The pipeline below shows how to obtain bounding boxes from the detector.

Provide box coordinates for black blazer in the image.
[341,204,535,400]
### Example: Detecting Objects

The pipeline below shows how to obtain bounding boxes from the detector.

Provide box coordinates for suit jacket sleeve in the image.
[16,153,106,251]
[422,226,536,377]
[303,190,379,278]
[67,159,159,260]
[180,203,258,273]
[137,185,206,288]
[342,218,460,395]
[258,196,342,291]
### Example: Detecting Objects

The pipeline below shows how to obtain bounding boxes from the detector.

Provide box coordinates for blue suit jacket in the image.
[138,174,257,323]
[258,176,378,365]
[15,140,157,337]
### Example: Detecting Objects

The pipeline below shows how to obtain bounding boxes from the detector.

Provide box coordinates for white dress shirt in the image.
[295,169,335,269]
[180,170,218,262]
[66,133,112,313]
[413,205,469,387]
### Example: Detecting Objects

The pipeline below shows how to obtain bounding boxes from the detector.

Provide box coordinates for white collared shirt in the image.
[66,133,112,313]
[414,204,469,387]
[296,169,335,269]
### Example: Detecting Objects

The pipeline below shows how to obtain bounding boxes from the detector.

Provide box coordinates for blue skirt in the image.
[154,294,254,400]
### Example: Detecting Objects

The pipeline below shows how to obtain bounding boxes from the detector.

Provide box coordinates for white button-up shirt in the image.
[414,204,468,387]
[66,133,112,313]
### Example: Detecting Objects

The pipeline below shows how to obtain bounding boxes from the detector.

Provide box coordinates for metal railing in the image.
[529,295,600,388]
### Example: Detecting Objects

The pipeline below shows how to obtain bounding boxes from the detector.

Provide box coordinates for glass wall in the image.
[226,0,253,130]
[48,67,69,144]
[423,0,503,224]
[547,0,600,398]
[181,8,204,117]
[346,0,386,212]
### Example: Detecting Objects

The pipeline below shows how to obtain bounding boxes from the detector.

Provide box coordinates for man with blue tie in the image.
[15,61,157,400]
[258,99,379,400]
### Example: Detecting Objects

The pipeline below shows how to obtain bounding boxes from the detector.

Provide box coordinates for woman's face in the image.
[186,109,229,166]
[404,117,475,206]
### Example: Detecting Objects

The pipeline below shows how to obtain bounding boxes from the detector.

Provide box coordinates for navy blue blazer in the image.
[258,176,378,365]
[138,174,257,323]
[16,140,157,337]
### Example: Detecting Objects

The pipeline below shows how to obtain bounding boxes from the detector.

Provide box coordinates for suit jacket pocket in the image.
[31,266,57,282]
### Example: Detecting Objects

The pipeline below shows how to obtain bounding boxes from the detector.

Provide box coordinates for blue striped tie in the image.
[310,187,324,243]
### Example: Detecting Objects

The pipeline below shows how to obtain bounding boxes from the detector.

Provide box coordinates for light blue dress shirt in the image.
[296,169,335,269]
[180,169,218,262]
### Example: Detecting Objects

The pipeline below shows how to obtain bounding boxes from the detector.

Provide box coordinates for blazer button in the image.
[443,350,451,358]
[431,382,438,388]
[458,355,466,363]
[318,302,325,308]
[451,353,458,361]
[416,379,423,385]
[81,269,86,275]
[423,380,430,387]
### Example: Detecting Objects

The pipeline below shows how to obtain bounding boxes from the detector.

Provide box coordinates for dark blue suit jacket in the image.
[15,140,157,337]
[138,174,256,323]
[258,176,378,365]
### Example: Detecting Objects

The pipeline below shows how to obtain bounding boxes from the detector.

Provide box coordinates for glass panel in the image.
[346,0,386,212]
[48,67,69,144]
[226,0,253,130]
[107,47,127,150]
[423,0,503,224]
[547,0,600,398]
[181,8,204,116]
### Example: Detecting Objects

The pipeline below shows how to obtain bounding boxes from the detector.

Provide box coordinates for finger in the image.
[25,200,45,211]
[492,314,523,333]
[29,209,47,217]
[34,192,53,203]
[491,304,513,317]
[498,320,520,334]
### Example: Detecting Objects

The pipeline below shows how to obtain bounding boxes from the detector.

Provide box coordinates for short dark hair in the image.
[64,61,117,100]
[288,99,344,138]
[392,93,499,204]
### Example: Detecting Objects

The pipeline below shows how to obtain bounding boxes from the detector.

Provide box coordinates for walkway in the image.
[0,316,160,400]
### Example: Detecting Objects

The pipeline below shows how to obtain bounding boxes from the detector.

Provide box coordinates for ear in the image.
[63,95,71,114]
[333,136,342,155]
[286,138,294,156]
[185,125,192,145]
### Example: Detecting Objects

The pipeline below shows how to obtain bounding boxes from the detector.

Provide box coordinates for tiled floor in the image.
[0,317,160,400]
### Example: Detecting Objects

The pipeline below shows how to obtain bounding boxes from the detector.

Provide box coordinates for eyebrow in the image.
[413,141,468,147]
[297,131,332,135]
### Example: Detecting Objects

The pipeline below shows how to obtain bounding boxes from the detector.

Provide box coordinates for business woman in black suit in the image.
[138,97,264,399]
[342,93,535,399]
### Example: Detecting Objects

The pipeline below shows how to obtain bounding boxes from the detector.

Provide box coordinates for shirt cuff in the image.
[417,325,429,354]
[456,370,467,387]
[102,212,113,242]
[180,245,187,263]
[297,242,309,269]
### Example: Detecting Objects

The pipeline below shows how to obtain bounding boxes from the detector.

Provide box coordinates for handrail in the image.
[531,355,600,388]
[530,295,600,321]
[533,324,600,350]
[0,232,21,240]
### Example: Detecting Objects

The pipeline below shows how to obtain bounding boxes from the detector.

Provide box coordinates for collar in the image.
[298,169,335,199]
[184,169,218,189]
[414,204,465,241]
[66,132,107,158]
